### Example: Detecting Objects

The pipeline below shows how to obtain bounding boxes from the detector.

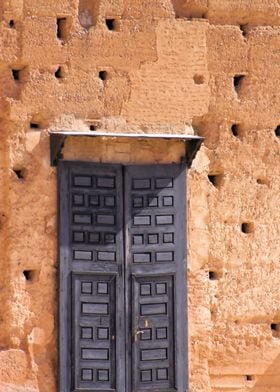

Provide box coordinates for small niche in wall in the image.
[241,222,254,234]
[239,24,248,37]
[9,20,15,28]
[274,125,280,138]
[13,168,26,180]
[57,17,70,40]
[256,177,268,186]
[105,18,117,31]
[87,119,101,131]
[23,270,38,283]
[271,323,280,338]
[231,124,240,138]
[98,70,108,81]
[245,375,254,382]
[55,66,64,79]
[12,69,20,81]
[208,173,224,189]
[29,112,48,130]
[233,74,245,94]
[30,122,40,129]
[11,66,27,83]
[209,271,220,281]
[193,74,205,85]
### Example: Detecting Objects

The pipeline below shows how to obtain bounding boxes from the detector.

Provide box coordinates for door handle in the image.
[134,329,144,342]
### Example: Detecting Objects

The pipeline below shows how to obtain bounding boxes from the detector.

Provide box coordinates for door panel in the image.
[59,162,125,392]
[132,275,175,391]
[72,273,117,391]
[125,165,187,392]
[125,165,184,274]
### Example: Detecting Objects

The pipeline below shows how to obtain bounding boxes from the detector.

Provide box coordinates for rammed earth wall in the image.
[0,1,280,391]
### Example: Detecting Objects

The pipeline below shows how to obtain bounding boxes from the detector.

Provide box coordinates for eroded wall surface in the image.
[0,1,280,391]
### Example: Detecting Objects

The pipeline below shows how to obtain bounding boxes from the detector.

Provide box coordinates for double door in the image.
[59,162,187,392]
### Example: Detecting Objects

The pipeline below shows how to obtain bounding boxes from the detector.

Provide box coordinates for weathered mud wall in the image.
[0,1,280,391]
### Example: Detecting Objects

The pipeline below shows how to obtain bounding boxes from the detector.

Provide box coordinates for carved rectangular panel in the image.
[132,276,175,390]
[126,168,178,267]
[72,274,116,391]
[70,167,121,265]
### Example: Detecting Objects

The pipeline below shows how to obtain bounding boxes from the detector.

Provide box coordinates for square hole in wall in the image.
[233,74,245,94]
[271,323,277,330]
[208,173,224,189]
[13,168,26,180]
[11,66,28,83]
[56,17,70,40]
[193,74,205,85]
[231,124,240,138]
[99,71,108,81]
[241,222,254,234]
[256,177,268,186]
[29,113,48,130]
[274,125,280,138]
[30,122,40,129]
[231,123,246,139]
[23,270,38,283]
[12,69,20,81]
[271,323,280,339]
[209,271,218,280]
[55,66,63,79]
[240,24,248,37]
[105,19,117,31]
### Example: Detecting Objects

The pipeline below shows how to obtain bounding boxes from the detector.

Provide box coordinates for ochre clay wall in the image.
[1,1,280,391]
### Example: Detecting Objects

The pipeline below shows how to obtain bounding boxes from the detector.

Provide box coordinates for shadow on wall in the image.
[249,352,280,391]
[171,0,208,18]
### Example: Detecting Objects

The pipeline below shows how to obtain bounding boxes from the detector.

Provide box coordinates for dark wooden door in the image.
[59,162,187,392]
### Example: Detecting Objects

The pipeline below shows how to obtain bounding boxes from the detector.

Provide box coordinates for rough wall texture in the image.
[1,0,280,391]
